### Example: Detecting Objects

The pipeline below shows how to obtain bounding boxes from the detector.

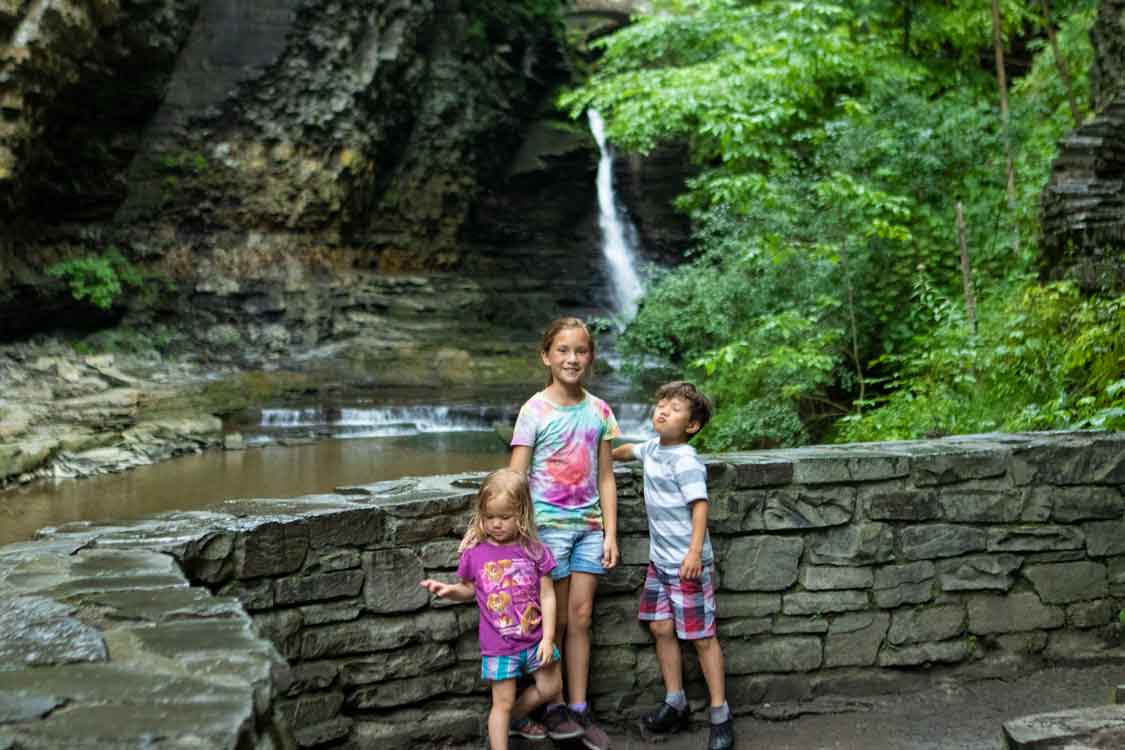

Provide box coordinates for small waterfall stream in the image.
[12,0,53,46]
[588,109,645,322]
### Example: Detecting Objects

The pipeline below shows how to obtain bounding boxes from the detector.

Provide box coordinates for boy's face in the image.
[652,396,700,444]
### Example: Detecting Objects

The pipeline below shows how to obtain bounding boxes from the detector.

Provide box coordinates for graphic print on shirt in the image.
[481,558,542,638]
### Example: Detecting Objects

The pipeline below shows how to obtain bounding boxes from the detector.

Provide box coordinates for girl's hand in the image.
[602,536,619,570]
[537,638,555,666]
[419,579,454,598]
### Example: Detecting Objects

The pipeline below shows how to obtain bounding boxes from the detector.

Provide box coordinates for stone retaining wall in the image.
[1,432,1124,748]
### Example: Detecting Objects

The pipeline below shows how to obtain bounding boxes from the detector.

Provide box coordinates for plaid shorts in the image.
[637,562,718,640]
[480,643,561,682]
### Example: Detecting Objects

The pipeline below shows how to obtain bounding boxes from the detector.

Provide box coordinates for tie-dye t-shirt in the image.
[511,390,620,531]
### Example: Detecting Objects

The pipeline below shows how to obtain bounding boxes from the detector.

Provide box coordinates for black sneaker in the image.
[708,718,735,750]
[640,702,692,736]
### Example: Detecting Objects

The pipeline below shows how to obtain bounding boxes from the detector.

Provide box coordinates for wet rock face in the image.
[0,0,566,337]
[1039,0,1125,291]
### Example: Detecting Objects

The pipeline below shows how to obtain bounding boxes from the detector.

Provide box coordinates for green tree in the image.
[564,0,1111,448]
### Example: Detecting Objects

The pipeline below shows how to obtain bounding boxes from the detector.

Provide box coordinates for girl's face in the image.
[483,495,519,545]
[541,327,593,389]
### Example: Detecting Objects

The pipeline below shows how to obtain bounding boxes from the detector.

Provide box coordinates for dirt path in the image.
[598,663,1123,750]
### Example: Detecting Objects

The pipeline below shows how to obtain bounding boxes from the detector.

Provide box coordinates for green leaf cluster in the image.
[47,248,144,311]
[565,0,1118,448]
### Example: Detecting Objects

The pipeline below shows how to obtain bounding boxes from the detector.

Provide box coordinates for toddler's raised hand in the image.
[420,578,453,598]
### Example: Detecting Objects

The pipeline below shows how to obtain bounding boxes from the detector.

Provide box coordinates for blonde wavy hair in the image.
[459,468,544,555]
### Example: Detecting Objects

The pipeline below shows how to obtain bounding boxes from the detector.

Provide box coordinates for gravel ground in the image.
[596,663,1124,750]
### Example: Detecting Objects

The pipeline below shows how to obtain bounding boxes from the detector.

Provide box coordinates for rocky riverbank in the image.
[0,320,546,489]
[0,339,245,487]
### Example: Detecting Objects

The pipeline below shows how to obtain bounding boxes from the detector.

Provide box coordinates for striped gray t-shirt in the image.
[635,438,713,573]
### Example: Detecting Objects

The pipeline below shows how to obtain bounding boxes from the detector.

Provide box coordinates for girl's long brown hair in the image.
[459,468,544,556]
[539,316,596,387]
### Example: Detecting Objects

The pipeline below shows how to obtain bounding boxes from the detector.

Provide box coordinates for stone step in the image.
[1002,704,1125,749]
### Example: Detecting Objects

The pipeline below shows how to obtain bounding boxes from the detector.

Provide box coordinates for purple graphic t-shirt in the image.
[457,541,557,656]
[511,390,620,531]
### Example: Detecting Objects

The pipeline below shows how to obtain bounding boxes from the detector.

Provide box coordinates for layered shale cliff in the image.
[0,0,688,368]
[1041,0,1125,290]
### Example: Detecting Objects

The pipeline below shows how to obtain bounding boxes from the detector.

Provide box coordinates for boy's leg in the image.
[650,619,684,696]
[489,678,517,750]
[638,565,691,737]
[692,636,727,709]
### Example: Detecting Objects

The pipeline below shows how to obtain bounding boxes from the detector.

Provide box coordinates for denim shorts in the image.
[481,643,561,681]
[538,527,605,580]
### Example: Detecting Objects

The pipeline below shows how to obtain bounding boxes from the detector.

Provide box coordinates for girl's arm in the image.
[509,445,532,474]
[536,574,557,664]
[419,578,475,602]
[598,439,619,569]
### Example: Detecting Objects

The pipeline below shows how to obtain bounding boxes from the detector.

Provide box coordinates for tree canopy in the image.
[564,0,1124,448]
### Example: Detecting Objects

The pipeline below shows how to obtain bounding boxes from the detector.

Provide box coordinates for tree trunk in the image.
[1040,0,1082,127]
[990,0,1017,208]
[956,202,978,334]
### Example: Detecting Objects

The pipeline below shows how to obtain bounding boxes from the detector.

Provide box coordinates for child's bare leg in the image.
[488,678,517,750]
[693,636,727,707]
[513,661,563,720]
[546,576,570,705]
[650,619,684,695]
[564,571,598,705]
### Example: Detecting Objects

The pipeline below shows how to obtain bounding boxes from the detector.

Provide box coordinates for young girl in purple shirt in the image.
[420,469,580,750]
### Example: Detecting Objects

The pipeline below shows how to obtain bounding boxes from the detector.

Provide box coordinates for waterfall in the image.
[588,109,645,322]
[13,0,53,46]
[257,405,502,439]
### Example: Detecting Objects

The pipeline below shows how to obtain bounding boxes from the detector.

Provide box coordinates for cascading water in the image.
[588,109,645,322]
[13,0,53,46]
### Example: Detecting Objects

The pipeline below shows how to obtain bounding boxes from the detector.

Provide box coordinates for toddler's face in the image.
[483,496,519,545]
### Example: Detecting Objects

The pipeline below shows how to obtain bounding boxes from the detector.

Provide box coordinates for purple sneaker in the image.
[542,706,584,740]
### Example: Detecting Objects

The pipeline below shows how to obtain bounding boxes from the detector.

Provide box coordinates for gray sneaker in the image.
[542,706,584,740]
[573,709,611,750]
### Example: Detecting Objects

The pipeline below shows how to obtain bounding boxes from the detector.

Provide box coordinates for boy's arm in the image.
[536,575,557,664]
[611,443,637,461]
[598,439,619,569]
[679,499,709,581]
[419,578,475,602]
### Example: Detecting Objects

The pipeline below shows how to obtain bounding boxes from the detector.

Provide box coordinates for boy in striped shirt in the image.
[612,381,733,750]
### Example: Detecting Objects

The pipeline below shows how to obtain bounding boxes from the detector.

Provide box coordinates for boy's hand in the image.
[679,550,703,581]
[537,637,555,666]
[602,536,619,569]
[611,443,636,462]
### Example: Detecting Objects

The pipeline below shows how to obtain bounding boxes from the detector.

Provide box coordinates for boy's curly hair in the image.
[655,380,713,432]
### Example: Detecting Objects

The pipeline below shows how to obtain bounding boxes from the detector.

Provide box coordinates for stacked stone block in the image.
[1,432,1124,749]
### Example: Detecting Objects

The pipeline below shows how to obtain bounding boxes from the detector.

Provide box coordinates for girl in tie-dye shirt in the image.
[509,317,619,750]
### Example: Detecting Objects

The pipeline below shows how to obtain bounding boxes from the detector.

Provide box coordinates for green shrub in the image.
[47,249,143,311]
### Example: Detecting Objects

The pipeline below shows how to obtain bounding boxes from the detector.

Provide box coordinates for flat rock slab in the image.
[1003,705,1125,749]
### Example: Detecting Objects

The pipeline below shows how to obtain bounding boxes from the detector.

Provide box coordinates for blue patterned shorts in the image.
[480,643,561,682]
